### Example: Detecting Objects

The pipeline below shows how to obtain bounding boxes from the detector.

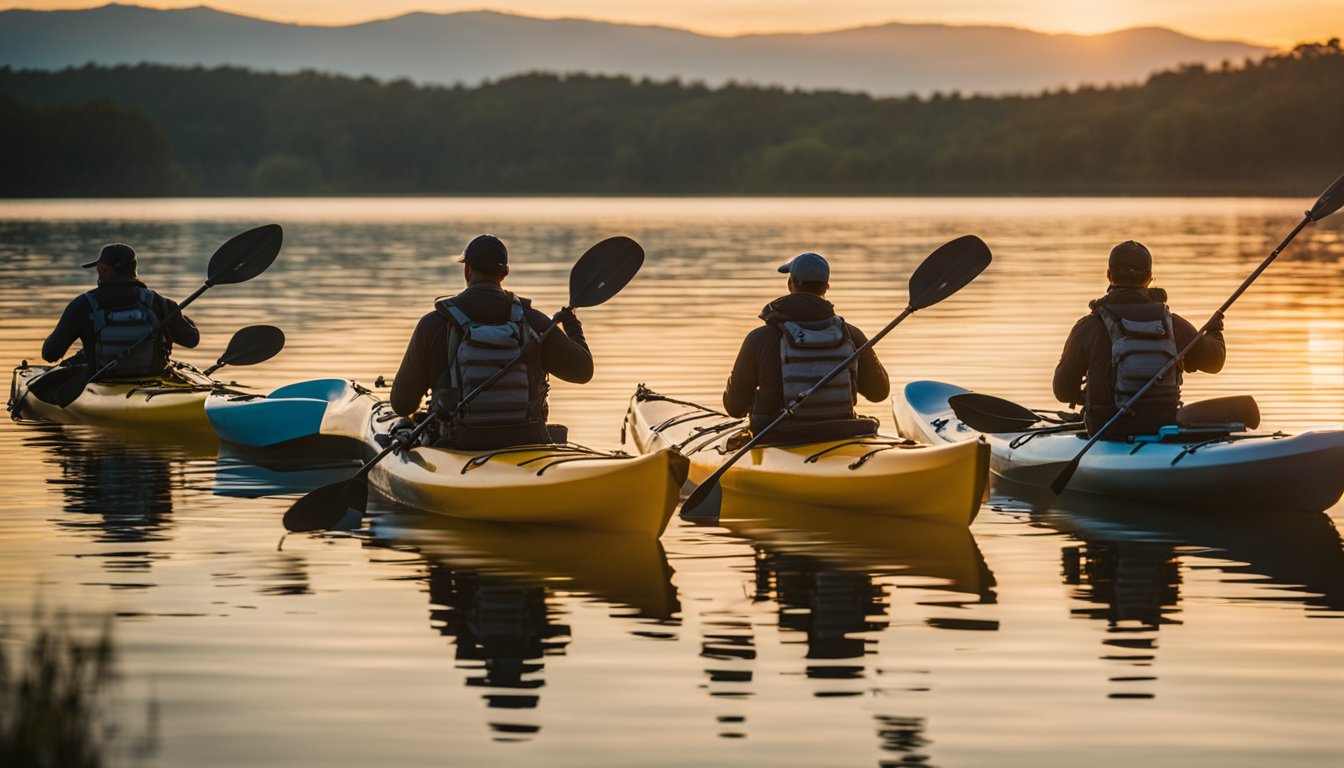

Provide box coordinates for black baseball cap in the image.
[1108,240,1152,286]
[82,243,137,270]
[458,234,508,272]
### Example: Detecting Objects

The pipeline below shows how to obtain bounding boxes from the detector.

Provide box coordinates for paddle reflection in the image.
[369,509,679,741]
[999,480,1344,698]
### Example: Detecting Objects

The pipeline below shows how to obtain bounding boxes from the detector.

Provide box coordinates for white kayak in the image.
[894,380,1344,513]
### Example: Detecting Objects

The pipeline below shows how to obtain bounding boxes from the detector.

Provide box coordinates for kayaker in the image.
[390,234,593,449]
[722,252,890,442]
[41,243,200,378]
[1053,240,1226,438]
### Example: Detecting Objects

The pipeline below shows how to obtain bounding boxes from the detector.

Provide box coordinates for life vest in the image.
[436,298,542,428]
[86,288,161,377]
[776,315,857,421]
[1095,301,1182,412]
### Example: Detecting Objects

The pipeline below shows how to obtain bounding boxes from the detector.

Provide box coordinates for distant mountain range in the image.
[0,3,1271,96]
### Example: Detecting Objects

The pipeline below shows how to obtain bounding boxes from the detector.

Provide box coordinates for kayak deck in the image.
[896,380,1344,513]
[625,386,988,526]
[366,401,688,537]
[9,361,218,432]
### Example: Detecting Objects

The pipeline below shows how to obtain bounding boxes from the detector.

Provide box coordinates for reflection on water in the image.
[1,198,1341,766]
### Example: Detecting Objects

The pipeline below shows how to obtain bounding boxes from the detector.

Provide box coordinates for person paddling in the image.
[1053,240,1227,439]
[42,243,201,378]
[390,234,593,449]
[722,252,890,443]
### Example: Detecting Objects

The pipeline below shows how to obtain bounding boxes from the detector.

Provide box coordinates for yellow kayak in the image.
[9,361,217,433]
[623,386,988,526]
[363,401,689,538]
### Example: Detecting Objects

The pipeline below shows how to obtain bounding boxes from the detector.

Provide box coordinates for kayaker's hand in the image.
[1206,312,1225,334]
[552,307,580,331]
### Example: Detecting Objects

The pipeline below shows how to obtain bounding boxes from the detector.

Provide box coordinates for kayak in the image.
[206,377,379,447]
[9,360,217,432]
[364,401,688,537]
[895,380,1344,513]
[624,386,989,526]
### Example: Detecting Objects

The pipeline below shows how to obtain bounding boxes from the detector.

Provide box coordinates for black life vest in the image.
[435,297,543,429]
[775,315,858,421]
[1095,301,1182,412]
[86,287,162,377]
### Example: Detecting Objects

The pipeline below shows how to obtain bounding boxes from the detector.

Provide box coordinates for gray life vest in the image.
[442,299,540,428]
[86,288,161,377]
[777,315,857,421]
[1096,302,1182,411]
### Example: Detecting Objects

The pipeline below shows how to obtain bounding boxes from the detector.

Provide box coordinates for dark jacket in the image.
[1053,286,1226,437]
[723,293,890,434]
[390,282,593,444]
[42,274,200,374]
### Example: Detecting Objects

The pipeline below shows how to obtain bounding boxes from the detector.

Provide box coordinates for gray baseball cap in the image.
[777,252,829,282]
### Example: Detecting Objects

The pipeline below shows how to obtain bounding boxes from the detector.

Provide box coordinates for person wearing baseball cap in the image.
[389,234,593,449]
[41,243,200,378]
[1053,240,1226,438]
[721,251,890,443]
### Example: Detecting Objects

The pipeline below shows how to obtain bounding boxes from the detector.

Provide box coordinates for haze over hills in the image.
[0,3,1271,96]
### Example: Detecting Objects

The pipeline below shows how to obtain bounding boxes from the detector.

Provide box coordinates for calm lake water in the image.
[1,197,1341,767]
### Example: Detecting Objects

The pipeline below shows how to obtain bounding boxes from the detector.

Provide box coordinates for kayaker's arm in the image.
[529,306,593,384]
[1052,317,1090,406]
[41,295,90,363]
[390,311,445,418]
[846,325,890,402]
[1174,312,1226,374]
[156,295,200,349]
[722,332,761,418]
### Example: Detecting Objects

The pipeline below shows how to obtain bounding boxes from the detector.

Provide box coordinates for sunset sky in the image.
[5,1,1343,46]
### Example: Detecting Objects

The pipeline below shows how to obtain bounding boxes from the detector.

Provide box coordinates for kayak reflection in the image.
[368,508,679,741]
[998,481,1344,698]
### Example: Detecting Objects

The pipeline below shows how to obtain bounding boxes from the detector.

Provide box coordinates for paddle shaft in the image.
[690,305,914,496]
[348,311,571,481]
[1053,210,1314,493]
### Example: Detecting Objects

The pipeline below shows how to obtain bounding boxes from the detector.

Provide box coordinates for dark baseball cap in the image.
[82,243,137,270]
[1108,240,1152,285]
[777,252,829,283]
[458,234,508,272]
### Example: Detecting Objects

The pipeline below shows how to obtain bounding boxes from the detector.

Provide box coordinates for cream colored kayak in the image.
[363,400,689,537]
[624,386,989,526]
[9,361,217,432]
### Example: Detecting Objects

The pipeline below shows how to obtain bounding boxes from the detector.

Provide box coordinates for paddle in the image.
[32,225,284,408]
[202,325,286,376]
[679,234,993,523]
[1050,171,1344,494]
[949,392,1041,433]
[282,235,645,534]
[1177,394,1260,429]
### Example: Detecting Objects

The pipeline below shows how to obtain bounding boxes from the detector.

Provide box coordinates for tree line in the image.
[1,39,1341,197]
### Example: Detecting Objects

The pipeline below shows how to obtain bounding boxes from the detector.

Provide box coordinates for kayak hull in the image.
[625,387,988,526]
[363,402,687,537]
[9,362,215,432]
[895,380,1344,513]
[206,378,378,446]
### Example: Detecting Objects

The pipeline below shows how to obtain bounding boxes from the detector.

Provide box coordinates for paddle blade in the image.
[282,477,369,533]
[908,235,992,310]
[949,393,1041,433]
[207,224,283,286]
[1178,395,1260,430]
[214,325,285,370]
[1050,457,1081,495]
[569,236,644,308]
[1308,171,1344,221]
[26,366,90,407]
[679,478,723,523]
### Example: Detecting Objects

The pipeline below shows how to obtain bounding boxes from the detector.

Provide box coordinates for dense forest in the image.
[1,39,1341,197]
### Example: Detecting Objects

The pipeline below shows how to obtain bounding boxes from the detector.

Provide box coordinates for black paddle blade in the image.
[679,479,723,523]
[282,477,369,533]
[907,235,992,310]
[1177,394,1260,430]
[569,236,644,308]
[949,393,1041,433]
[215,325,285,369]
[1050,458,1081,496]
[25,366,88,407]
[1308,171,1344,221]
[207,224,283,286]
